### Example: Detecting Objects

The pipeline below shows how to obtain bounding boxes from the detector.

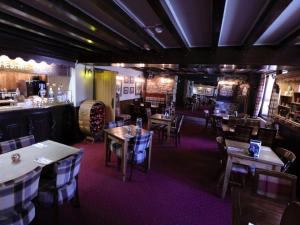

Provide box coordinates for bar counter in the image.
[0,102,75,144]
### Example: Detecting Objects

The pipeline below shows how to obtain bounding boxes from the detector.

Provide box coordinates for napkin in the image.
[227,146,243,152]
[34,157,53,165]
[33,143,48,149]
[124,134,134,139]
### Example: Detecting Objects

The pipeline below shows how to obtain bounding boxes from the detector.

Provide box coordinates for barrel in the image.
[78,100,105,136]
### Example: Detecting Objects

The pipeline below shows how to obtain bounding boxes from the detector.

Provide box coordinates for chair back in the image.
[257,128,277,147]
[132,131,153,164]
[0,167,42,213]
[233,125,252,142]
[246,118,261,128]
[176,115,184,134]
[254,169,297,202]
[115,106,121,116]
[106,121,117,129]
[146,108,152,118]
[0,139,17,154]
[0,135,35,154]
[280,201,300,225]
[54,149,84,188]
[275,148,296,172]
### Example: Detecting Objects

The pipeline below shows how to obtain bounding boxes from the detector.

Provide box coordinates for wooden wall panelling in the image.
[95,70,116,122]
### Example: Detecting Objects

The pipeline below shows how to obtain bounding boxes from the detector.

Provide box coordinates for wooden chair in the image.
[232,170,298,225]
[280,201,300,225]
[275,147,296,173]
[232,125,252,142]
[163,115,184,147]
[204,110,213,128]
[217,139,249,190]
[257,128,277,147]
[115,106,131,125]
[254,168,297,202]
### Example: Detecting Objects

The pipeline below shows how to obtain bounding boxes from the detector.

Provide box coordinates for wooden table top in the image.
[225,139,284,167]
[0,140,80,183]
[104,125,149,141]
[222,124,259,136]
[212,113,229,120]
[150,113,174,122]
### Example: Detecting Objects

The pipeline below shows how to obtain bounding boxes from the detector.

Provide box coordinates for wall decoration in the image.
[130,87,134,94]
[130,76,134,84]
[205,87,214,96]
[135,82,142,95]
[123,87,129,94]
[116,81,122,96]
[124,76,129,83]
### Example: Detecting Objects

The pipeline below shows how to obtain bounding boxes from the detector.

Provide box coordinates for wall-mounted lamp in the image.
[116,75,124,81]
[84,65,93,78]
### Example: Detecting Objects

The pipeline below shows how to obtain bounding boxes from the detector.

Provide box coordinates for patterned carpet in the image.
[36,116,231,225]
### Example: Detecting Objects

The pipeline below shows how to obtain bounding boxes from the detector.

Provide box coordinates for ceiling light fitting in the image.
[144,24,164,34]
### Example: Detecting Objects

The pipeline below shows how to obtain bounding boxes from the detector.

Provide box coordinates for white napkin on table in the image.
[33,143,48,149]
[34,157,53,165]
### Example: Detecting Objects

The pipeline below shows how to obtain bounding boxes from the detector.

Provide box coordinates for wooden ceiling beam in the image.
[83,0,163,52]
[78,46,300,66]
[20,0,140,52]
[243,0,292,47]
[212,0,226,48]
[146,0,190,52]
[0,0,124,54]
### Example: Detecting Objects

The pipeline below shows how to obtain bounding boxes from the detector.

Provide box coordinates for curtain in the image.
[253,74,267,117]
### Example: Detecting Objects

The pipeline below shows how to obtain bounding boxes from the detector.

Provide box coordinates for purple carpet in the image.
[36,116,231,225]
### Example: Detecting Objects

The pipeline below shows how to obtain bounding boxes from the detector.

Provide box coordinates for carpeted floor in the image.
[36,116,231,225]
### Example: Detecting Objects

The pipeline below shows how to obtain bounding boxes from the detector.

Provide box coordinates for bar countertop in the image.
[0,102,72,113]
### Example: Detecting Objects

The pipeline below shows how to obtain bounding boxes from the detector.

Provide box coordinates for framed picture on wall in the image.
[124,76,129,83]
[135,83,142,95]
[123,87,129,94]
[130,87,134,94]
[116,81,122,96]
[130,76,135,84]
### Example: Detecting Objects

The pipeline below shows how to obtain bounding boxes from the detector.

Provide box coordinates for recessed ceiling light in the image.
[143,44,150,51]
[154,25,163,34]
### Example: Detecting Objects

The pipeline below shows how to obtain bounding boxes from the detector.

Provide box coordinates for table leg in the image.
[221,156,232,199]
[147,134,153,170]
[122,140,128,182]
[166,122,171,142]
[104,132,108,166]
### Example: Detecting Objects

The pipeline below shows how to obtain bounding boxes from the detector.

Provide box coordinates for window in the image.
[261,74,275,116]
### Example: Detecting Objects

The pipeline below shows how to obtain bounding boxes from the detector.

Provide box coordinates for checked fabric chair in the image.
[0,167,42,225]
[38,149,84,210]
[0,135,35,154]
[106,121,124,164]
[128,131,153,180]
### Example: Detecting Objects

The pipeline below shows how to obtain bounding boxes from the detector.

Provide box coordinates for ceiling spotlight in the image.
[154,25,163,34]
[143,44,151,51]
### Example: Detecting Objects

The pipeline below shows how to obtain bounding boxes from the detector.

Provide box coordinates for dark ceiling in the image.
[1,0,300,66]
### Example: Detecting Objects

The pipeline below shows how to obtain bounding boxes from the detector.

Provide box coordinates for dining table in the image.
[150,113,175,142]
[104,125,153,182]
[221,139,284,199]
[0,140,81,183]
